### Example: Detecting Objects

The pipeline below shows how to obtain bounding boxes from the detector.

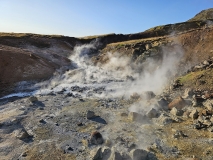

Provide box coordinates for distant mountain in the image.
[188,8,213,22]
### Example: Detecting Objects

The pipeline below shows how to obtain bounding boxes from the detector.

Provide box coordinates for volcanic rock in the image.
[87,110,96,119]
[130,149,148,160]
[168,96,186,110]
[128,112,143,122]
[182,88,193,98]
[203,99,213,113]
[90,147,102,160]
[109,148,123,160]
[13,128,30,140]
[170,107,184,116]
[157,98,168,110]
[28,96,38,103]
[189,109,199,119]
[90,131,104,145]
[146,108,158,118]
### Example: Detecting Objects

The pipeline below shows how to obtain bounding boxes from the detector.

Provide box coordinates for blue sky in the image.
[0,0,212,37]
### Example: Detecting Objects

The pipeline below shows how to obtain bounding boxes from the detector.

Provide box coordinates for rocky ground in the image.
[1,81,213,160]
[1,56,213,160]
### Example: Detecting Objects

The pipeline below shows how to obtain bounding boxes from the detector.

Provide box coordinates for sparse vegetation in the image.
[188,8,213,22]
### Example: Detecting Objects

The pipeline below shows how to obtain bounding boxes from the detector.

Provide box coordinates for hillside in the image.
[188,8,213,22]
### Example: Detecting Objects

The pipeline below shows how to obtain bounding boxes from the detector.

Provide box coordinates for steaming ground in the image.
[0,43,193,160]
[5,41,182,99]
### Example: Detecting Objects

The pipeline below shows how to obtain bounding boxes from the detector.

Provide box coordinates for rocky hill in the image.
[188,8,213,22]
[1,8,213,160]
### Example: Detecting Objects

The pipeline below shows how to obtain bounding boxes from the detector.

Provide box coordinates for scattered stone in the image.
[192,99,198,107]
[157,98,168,110]
[65,146,74,151]
[28,96,38,103]
[203,119,212,127]
[210,116,213,123]
[203,60,210,65]
[194,121,207,130]
[197,116,204,123]
[130,149,148,160]
[77,122,83,126]
[168,96,186,110]
[19,106,26,111]
[21,152,27,157]
[189,109,199,119]
[203,99,213,113]
[90,146,112,160]
[183,110,190,118]
[119,112,128,117]
[170,107,184,116]
[90,147,102,160]
[66,92,74,97]
[87,110,96,119]
[143,91,156,100]
[13,128,30,140]
[104,139,111,147]
[146,108,158,118]
[90,131,104,145]
[109,148,123,160]
[127,142,136,151]
[155,113,173,126]
[208,126,213,132]
[128,112,143,122]
[130,92,140,100]
[170,79,183,90]
[101,147,111,160]
[193,95,205,105]
[204,91,213,99]
[145,43,151,50]
[39,119,46,124]
[182,88,193,99]
[172,130,187,138]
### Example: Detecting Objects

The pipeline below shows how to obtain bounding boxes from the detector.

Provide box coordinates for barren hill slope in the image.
[188,8,213,22]
[1,9,213,95]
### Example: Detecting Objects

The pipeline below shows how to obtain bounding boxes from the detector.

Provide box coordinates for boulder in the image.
[146,108,158,118]
[13,128,30,140]
[203,92,213,99]
[182,88,193,99]
[130,92,140,100]
[128,112,143,122]
[119,112,128,117]
[172,130,187,138]
[203,60,210,65]
[168,96,186,110]
[109,148,123,160]
[155,113,173,126]
[87,110,96,119]
[145,43,152,50]
[157,98,168,110]
[90,147,102,160]
[143,91,156,100]
[102,147,111,160]
[193,95,205,105]
[130,149,148,160]
[203,99,213,113]
[183,110,190,118]
[189,109,198,119]
[28,96,38,103]
[170,107,184,116]
[90,131,104,145]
